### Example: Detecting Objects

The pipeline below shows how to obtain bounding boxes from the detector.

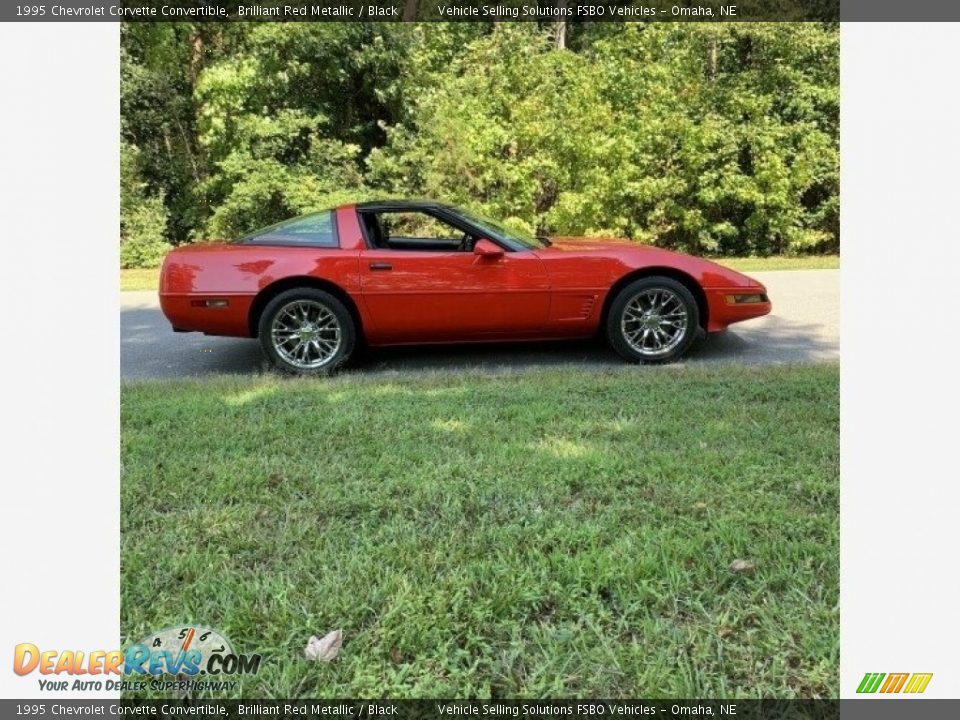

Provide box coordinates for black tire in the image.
[606,276,700,364]
[257,288,356,375]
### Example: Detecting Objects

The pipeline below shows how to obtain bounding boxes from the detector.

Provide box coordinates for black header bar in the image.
[4,0,843,23]
[8,0,960,22]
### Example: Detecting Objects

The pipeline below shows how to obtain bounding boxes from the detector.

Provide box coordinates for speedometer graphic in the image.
[128,625,236,676]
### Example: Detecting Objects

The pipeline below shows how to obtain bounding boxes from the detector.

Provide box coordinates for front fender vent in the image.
[553,294,598,321]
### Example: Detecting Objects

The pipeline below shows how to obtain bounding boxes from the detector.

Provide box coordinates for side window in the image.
[364,211,472,251]
[245,212,337,247]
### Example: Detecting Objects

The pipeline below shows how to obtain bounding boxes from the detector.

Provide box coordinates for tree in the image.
[120,21,839,266]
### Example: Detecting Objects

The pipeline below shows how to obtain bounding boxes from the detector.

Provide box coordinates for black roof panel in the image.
[354,199,454,210]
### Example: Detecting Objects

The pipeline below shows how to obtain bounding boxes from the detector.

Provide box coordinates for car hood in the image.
[545,236,694,258]
[545,236,636,251]
[540,236,766,290]
[542,236,704,264]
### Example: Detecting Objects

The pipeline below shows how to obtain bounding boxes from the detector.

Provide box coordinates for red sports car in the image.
[159,200,771,374]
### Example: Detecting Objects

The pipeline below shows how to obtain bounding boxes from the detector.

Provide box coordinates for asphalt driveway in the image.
[121,269,838,380]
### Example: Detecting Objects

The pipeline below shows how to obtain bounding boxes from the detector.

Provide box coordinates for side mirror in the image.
[473,238,504,258]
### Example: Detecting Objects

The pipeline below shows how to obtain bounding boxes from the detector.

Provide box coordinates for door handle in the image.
[369,262,393,271]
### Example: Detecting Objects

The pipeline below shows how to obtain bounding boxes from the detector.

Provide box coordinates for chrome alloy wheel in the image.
[270,299,342,369]
[620,288,689,357]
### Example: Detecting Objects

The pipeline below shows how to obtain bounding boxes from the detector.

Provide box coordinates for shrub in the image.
[120,195,171,269]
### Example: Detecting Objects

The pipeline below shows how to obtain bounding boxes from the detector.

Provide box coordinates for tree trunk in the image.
[403,0,419,21]
[186,25,209,180]
[189,28,204,88]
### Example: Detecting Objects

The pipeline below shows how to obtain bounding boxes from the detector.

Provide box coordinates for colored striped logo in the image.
[857,672,933,694]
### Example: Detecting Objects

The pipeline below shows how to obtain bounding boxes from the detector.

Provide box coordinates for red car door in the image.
[359,247,551,343]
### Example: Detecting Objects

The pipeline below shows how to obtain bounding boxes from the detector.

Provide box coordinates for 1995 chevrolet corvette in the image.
[159,200,771,374]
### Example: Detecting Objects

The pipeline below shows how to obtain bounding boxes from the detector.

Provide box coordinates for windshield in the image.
[455,208,548,249]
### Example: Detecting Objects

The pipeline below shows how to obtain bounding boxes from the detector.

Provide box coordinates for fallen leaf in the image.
[729,559,756,574]
[390,647,402,664]
[304,629,342,662]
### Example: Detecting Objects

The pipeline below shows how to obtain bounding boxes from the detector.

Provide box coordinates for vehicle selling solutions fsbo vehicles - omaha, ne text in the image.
[159,200,771,374]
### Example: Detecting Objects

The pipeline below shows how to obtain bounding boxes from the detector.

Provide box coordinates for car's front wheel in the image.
[258,288,355,375]
[606,276,700,364]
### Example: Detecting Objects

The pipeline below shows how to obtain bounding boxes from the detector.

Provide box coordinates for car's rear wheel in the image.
[258,289,355,375]
[606,276,699,364]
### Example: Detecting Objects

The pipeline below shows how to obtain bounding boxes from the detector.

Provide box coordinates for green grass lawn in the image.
[120,267,161,291]
[121,364,838,698]
[120,256,838,292]
[715,256,839,273]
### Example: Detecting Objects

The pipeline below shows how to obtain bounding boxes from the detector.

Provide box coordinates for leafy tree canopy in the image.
[121,21,838,266]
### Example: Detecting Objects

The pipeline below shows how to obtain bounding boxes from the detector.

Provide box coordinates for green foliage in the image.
[121,141,171,269]
[121,22,839,260]
[370,26,624,235]
[372,24,839,255]
[120,196,171,269]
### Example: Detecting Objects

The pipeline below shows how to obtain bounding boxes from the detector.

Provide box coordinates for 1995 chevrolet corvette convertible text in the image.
[159,200,771,374]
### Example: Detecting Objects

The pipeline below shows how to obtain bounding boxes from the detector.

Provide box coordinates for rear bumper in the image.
[159,293,255,337]
[704,288,772,332]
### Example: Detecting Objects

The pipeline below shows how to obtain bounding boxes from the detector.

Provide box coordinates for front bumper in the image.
[704,288,772,332]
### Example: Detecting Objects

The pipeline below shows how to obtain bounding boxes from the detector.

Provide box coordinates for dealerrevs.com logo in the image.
[856,672,933,694]
[13,625,261,693]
